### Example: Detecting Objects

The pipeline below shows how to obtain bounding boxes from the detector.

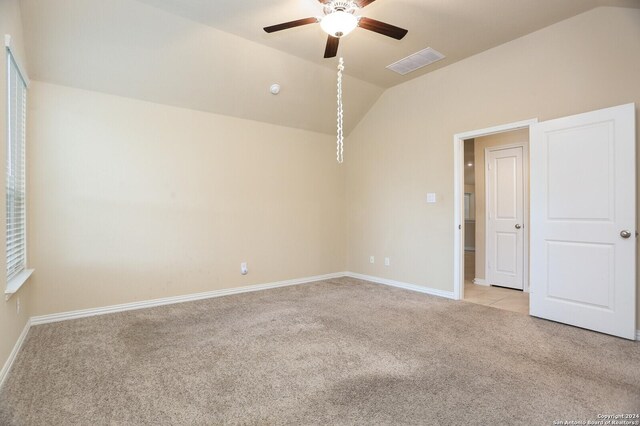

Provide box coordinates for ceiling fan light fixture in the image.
[320,11,358,38]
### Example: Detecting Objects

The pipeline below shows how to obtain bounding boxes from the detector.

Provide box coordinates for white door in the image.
[530,103,636,340]
[486,146,525,290]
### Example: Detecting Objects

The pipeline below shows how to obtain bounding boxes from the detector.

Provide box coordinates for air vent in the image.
[386,47,445,75]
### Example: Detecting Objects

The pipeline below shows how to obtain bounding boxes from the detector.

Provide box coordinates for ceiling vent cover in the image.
[386,47,445,75]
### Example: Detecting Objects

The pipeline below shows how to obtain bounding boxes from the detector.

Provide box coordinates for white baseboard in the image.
[3,272,636,390]
[345,272,456,300]
[473,278,489,286]
[31,272,347,326]
[30,271,458,327]
[0,319,31,389]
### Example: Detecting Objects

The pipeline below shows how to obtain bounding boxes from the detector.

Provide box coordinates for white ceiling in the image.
[19,0,384,135]
[18,0,640,135]
[136,0,640,88]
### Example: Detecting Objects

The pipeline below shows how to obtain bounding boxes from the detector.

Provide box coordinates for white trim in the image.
[3,273,345,388]
[29,271,458,326]
[29,271,457,326]
[0,319,30,389]
[453,118,538,301]
[5,269,34,300]
[30,272,347,325]
[454,119,537,142]
[473,278,490,286]
[4,34,30,87]
[2,273,633,389]
[345,272,456,299]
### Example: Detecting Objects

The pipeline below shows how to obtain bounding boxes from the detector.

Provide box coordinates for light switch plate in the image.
[427,193,437,203]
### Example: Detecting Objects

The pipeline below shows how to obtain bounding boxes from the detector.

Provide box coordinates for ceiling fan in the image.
[264,0,408,59]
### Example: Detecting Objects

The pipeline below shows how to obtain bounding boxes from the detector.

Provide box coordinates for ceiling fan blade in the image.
[317,0,331,3]
[263,17,318,33]
[355,0,377,7]
[324,35,340,58]
[358,17,408,40]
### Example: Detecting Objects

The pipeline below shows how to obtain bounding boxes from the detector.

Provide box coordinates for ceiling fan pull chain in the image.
[337,57,344,164]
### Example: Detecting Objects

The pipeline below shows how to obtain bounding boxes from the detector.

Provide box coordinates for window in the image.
[6,39,30,292]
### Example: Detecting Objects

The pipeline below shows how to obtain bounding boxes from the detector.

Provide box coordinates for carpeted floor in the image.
[1,277,638,425]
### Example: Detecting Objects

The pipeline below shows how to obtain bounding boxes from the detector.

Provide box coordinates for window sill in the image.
[5,269,34,301]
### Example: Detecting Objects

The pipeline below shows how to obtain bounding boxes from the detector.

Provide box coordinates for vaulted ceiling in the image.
[136,0,640,88]
[19,0,639,134]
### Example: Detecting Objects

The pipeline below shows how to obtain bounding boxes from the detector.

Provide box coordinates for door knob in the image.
[515,224,521,229]
[620,230,631,239]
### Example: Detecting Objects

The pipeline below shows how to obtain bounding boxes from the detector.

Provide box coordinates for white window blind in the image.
[6,48,27,281]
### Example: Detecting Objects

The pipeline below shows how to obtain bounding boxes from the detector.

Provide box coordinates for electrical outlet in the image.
[240,262,248,275]
[384,257,390,266]
[369,256,375,264]
[16,297,20,315]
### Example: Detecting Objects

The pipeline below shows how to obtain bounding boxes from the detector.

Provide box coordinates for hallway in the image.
[464,251,529,315]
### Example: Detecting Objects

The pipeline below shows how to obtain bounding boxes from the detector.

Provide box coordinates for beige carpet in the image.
[1,277,638,425]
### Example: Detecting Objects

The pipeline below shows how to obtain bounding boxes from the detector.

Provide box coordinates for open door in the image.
[530,103,636,340]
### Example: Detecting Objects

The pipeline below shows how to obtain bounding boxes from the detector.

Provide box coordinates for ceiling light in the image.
[320,11,358,38]
[467,163,473,167]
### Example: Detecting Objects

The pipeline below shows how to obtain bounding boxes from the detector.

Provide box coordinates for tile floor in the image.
[463,250,529,315]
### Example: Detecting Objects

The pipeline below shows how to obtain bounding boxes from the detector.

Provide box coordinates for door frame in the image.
[453,118,537,301]
[484,143,529,292]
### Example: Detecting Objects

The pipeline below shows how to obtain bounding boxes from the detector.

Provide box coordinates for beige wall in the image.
[345,7,640,328]
[473,129,529,280]
[27,82,346,316]
[2,6,639,375]
[0,0,34,373]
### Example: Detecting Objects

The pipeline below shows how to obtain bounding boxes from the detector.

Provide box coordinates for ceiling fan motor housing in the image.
[263,0,408,58]
[324,1,357,15]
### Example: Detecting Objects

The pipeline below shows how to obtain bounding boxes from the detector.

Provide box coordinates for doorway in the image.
[463,132,529,314]
[454,105,636,339]
[453,119,537,311]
